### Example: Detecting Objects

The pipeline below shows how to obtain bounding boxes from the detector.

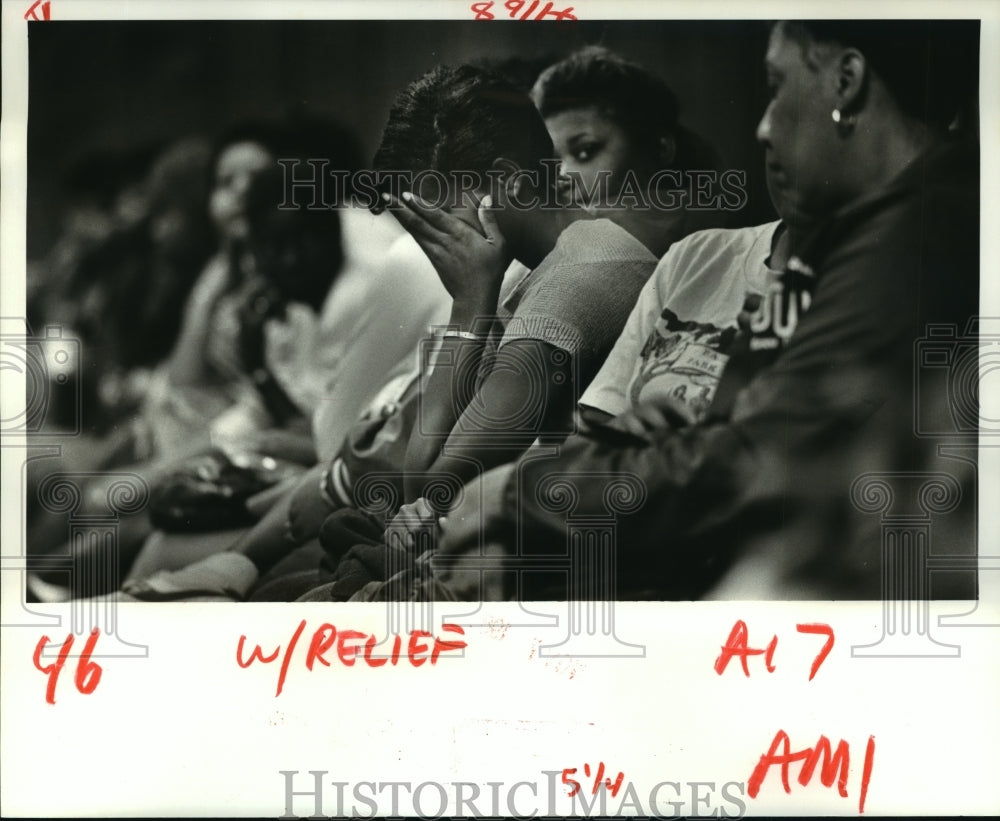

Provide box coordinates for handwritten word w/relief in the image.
[236,621,467,697]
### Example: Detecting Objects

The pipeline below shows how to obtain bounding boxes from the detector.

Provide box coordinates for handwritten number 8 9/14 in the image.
[470,2,578,21]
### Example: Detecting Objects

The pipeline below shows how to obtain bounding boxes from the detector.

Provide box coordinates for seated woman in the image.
[312,56,728,601]
[385,19,980,602]
[28,130,347,598]
[219,52,720,592]
[101,115,431,465]
[108,54,732,602]
[287,63,667,601]
[66,129,451,598]
[532,46,725,257]
[146,113,448,465]
[318,133,802,605]
[114,63,664,601]
[141,121,335,458]
[24,137,218,580]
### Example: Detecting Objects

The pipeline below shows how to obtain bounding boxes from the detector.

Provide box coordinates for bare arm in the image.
[382,191,513,500]
[165,252,233,386]
[409,337,575,501]
[401,297,498,484]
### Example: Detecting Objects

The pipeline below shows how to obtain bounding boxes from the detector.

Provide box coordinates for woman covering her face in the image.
[384,21,982,603]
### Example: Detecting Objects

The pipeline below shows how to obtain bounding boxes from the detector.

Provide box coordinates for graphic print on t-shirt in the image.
[629,308,737,421]
[748,255,816,352]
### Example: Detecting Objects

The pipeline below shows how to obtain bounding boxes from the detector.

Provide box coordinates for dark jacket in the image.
[502,138,980,600]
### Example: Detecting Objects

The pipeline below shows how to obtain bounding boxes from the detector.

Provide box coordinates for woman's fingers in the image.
[610,400,692,437]
[413,496,435,523]
[385,498,438,542]
[631,402,672,430]
[400,190,460,232]
[612,410,649,437]
[389,190,489,242]
[382,193,441,243]
[477,194,501,244]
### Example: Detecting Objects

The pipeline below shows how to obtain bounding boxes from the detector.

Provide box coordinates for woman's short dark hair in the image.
[780,20,980,131]
[373,64,554,181]
[532,46,718,172]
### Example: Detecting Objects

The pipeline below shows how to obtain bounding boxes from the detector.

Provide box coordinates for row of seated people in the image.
[27,23,980,603]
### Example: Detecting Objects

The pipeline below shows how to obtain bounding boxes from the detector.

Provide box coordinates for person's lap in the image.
[124,527,249,583]
[250,538,326,595]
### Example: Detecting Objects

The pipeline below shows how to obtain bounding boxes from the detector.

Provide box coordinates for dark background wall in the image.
[28,19,774,258]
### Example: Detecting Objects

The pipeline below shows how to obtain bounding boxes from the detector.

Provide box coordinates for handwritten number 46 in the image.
[32,629,103,704]
[714,621,834,680]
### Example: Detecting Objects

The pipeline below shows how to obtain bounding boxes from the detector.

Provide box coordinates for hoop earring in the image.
[832,108,856,134]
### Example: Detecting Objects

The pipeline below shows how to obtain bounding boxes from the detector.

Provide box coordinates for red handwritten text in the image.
[714,620,834,680]
[32,628,103,704]
[470,1,577,20]
[748,731,876,813]
[24,0,51,21]
[237,621,468,696]
[562,762,625,798]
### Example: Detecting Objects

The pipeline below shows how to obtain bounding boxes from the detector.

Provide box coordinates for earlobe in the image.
[830,50,867,137]
[506,172,522,201]
[490,156,522,202]
[836,48,867,111]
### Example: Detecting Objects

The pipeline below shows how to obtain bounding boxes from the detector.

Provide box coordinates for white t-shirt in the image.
[579,221,781,420]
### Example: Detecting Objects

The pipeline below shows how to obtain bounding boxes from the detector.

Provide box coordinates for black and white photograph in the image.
[2,1,998,817]
[16,12,983,604]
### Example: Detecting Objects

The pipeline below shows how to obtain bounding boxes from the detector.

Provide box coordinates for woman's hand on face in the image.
[384,192,510,308]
